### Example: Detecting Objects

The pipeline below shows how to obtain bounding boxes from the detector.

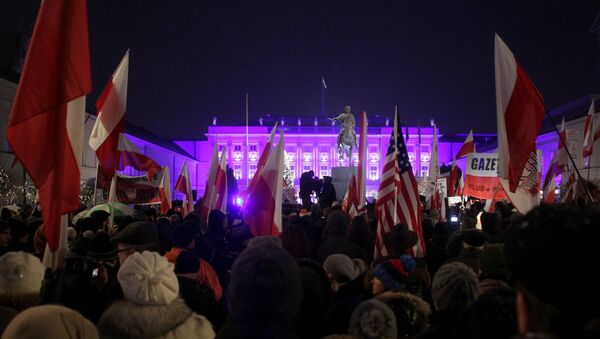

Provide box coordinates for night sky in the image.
[4,0,600,139]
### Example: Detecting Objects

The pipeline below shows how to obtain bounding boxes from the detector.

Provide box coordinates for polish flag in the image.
[201,143,219,221]
[210,149,228,215]
[455,130,475,159]
[556,118,569,171]
[243,131,284,236]
[89,51,129,179]
[495,34,545,193]
[342,175,359,221]
[542,152,560,204]
[247,123,278,195]
[357,111,368,208]
[582,100,596,158]
[426,125,441,215]
[159,167,172,215]
[117,134,162,180]
[176,161,194,217]
[7,0,91,269]
[448,131,474,196]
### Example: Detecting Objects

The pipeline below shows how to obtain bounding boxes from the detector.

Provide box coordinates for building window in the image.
[289,165,296,180]
[369,165,379,180]
[369,145,378,153]
[250,145,257,152]
[320,165,329,177]
[248,164,257,178]
[303,164,311,173]
[233,145,243,161]
[234,164,242,180]
[420,165,429,178]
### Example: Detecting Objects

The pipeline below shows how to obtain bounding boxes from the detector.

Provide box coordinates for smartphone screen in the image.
[92,268,99,278]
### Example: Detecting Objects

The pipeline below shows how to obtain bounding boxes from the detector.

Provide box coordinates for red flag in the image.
[375,112,425,259]
[426,125,442,221]
[556,118,570,171]
[542,152,559,204]
[176,161,194,217]
[357,111,368,208]
[455,130,475,159]
[247,123,278,195]
[89,51,129,179]
[449,130,474,197]
[243,132,284,237]
[159,167,172,215]
[201,143,219,221]
[117,134,162,180]
[342,175,359,220]
[202,145,227,219]
[583,100,595,158]
[7,0,91,268]
[495,34,545,193]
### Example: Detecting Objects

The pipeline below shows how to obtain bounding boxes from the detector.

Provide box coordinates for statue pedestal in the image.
[331,166,357,201]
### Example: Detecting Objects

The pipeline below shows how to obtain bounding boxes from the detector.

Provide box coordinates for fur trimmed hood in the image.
[98,297,214,338]
[375,290,432,318]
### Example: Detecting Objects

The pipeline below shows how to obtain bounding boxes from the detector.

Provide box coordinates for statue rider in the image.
[330,105,357,161]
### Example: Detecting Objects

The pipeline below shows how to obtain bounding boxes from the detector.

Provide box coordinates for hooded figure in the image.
[97,251,214,338]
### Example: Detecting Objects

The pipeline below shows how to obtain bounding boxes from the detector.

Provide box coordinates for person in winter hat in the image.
[371,255,416,295]
[97,251,214,338]
[0,252,44,311]
[505,204,600,339]
[2,305,98,339]
[221,240,302,338]
[348,299,397,339]
[421,261,479,339]
[166,223,222,300]
[322,254,365,336]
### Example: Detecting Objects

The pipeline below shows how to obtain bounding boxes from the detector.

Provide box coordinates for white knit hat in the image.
[117,251,179,306]
[0,251,45,296]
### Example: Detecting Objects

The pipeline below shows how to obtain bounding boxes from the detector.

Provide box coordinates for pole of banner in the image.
[587,155,591,182]
[93,163,99,206]
[545,112,594,203]
[246,93,249,189]
[393,105,398,224]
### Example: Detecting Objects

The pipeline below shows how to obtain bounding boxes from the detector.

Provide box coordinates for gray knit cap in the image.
[431,262,479,313]
[348,299,397,339]
[323,254,360,283]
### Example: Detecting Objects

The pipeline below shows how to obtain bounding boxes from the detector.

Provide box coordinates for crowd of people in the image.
[0,194,599,339]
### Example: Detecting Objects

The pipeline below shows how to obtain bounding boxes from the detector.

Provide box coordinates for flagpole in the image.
[246,93,250,189]
[545,112,594,203]
[393,106,398,224]
[321,77,325,116]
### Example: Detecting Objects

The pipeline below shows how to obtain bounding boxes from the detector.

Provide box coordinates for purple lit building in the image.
[175,116,496,200]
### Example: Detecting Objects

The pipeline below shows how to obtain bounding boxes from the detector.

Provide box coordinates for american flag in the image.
[375,112,425,258]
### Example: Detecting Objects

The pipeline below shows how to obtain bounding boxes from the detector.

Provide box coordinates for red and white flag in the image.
[212,149,228,214]
[117,134,162,180]
[556,117,570,171]
[7,0,91,269]
[342,175,359,220]
[357,111,368,208]
[495,34,545,193]
[176,161,194,217]
[375,112,425,259]
[455,130,475,159]
[582,100,596,158]
[159,167,172,215]
[243,131,284,237]
[449,131,474,197]
[426,125,441,214]
[542,152,560,204]
[89,51,129,179]
[201,143,219,221]
[247,123,278,195]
